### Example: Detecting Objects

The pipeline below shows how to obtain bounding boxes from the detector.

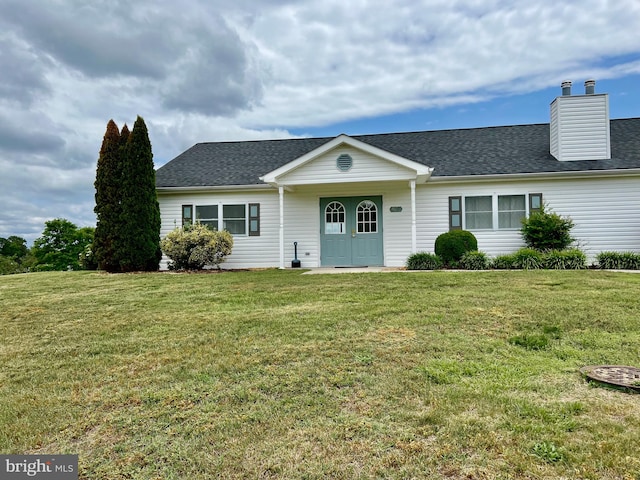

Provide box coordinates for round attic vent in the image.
[336,154,353,171]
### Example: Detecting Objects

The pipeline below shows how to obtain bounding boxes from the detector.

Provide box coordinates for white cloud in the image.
[1,0,640,243]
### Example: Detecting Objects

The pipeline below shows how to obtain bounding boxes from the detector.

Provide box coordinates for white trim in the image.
[157,184,274,194]
[260,134,433,186]
[410,179,416,254]
[279,186,285,269]
[427,168,640,184]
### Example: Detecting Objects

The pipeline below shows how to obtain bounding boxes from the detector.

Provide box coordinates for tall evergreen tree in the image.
[93,120,122,271]
[119,116,161,271]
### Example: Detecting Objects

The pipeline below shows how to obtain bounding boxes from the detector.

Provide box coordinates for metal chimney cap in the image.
[585,79,596,94]
[561,80,572,96]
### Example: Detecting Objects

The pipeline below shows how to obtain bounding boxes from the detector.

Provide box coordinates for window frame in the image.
[185,202,261,237]
[248,203,260,236]
[448,193,544,231]
[182,204,193,227]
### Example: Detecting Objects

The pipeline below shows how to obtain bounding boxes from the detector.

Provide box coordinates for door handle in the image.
[351,228,356,238]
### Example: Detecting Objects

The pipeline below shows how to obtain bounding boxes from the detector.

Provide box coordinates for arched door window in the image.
[356,200,378,233]
[325,201,345,234]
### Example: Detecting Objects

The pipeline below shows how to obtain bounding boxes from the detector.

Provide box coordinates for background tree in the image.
[118,116,161,271]
[32,219,94,271]
[0,236,32,275]
[0,236,28,259]
[93,120,122,271]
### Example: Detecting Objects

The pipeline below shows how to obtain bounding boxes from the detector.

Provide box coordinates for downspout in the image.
[279,186,285,269]
[410,179,417,253]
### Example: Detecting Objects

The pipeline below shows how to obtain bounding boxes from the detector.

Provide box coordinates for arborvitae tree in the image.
[93,120,122,272]
[118,116,161,271]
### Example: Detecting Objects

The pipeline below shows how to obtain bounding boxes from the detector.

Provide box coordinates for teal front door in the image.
[320,196,383,266]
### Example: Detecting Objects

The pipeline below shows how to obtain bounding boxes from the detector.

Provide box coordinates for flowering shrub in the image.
[161,223,233,270]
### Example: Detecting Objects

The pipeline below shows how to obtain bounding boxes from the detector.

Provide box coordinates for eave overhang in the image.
[156,184,273,194]
[427,168,640,184]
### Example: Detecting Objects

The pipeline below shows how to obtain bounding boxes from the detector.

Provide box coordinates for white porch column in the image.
[410,179,417,253]
[279,186,285,269]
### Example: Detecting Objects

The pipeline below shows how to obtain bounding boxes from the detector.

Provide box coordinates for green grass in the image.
[1,270,640,479]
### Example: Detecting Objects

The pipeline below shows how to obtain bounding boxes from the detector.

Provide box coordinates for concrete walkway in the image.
[302,267,406,274]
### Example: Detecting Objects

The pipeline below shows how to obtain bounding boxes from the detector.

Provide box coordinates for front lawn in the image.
[1,270,639,479]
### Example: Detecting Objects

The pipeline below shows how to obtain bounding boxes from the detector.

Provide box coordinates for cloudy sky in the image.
[2,0,640,244]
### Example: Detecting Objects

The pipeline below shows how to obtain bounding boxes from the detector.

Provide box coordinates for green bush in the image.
[406,252,442,270]
[492,253,516,269]
[544,249,586,270]
[161,223,233,270]
[0,255,22,275]
[520,205,574,252]
[512,248,544,269]
[597,251,640,270]
[459,251,489,270]
[434,230,478,266]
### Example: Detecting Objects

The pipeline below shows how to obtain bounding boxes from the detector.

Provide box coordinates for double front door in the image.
[320,196,383,266]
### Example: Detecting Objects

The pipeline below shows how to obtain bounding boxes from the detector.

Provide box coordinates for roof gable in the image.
[260,134,433,186]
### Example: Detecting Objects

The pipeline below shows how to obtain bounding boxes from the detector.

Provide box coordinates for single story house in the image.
[155,80,640,269]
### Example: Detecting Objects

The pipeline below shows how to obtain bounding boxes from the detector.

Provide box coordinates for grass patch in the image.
[1,270,640,478]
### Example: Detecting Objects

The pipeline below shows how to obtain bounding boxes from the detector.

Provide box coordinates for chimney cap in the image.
[584,79,596,94]
[561,80,572,96]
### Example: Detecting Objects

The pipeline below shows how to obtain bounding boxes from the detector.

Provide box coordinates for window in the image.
[465,196,493,229]
[356,200,377,233]
[189,203,260,236]
[223,204,246,235]
[325,201,345,234]
[196,205,218,230]
[449,193,544,231]
[449,196,461,231]
[529,193,543,213]
[498,195,526,229]
[182,205,193,227]
[249,203,260,236]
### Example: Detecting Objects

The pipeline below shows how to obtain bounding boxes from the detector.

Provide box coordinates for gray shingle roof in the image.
[156,118,640,188]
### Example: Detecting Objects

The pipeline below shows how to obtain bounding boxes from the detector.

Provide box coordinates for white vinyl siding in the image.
[277,145,417,185]
[550,94,610,161]
[159,173,640,269]
[159,190,280,269]
[420,175,640,263]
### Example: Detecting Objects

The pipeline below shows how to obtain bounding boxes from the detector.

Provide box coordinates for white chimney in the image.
[550,80,610,161]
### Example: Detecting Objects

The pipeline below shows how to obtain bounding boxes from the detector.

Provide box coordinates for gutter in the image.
[156,184,274,194]
[426,168,640,184]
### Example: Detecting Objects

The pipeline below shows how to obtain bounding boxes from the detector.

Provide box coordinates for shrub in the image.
[520,205,574,251]
[161,223,233,270]
[434,230,478,266]
[512,248,544,270]
[0,256,21,275]
[492,253,516,269]
[79,244,98,270]
[597,251,640,270]
[406,252,442,270]
[459,251,489,270]
[544,249,586,270]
